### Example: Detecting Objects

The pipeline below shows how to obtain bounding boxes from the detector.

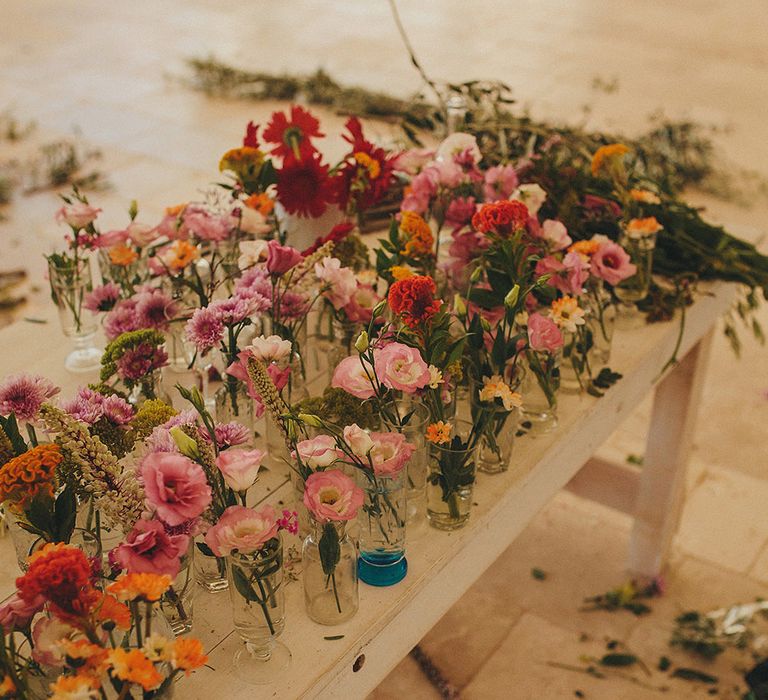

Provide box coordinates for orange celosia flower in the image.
[0,443,61,507]
[354,151,381,180]
[244,192,274,216]
[629,188,661,205]
[49,673,100,700]
[60,639,109,672]
[0,674,15,697]
[390,265,415,281]
[161,240,199,273]
[94,593,131,630]
[626,216,663,237]
[107,573,172,603]
[109,648,163,692]
[590,143,629,176]
[568,240,600,259]
[108,244,139,267]
[171,637,208,675]
[426,421,452,445]
[400,211,434,258]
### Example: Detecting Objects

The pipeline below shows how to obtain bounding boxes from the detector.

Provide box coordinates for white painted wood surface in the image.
[0,280,737,699]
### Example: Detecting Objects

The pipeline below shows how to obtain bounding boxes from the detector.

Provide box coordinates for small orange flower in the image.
[171,637,208,675]
[244,192,274,216]
[0,674,16,697]
[426,421,452,445]
[49,673,100,700]
[626,216,662,237]
[354,151,381,180]
[107,573,172,603]
[400,211,434,258]
[0,443,61,508]
[165,203,186,217]
[629,188,661,205]
[161,240,199,273]
[568,240,600,259]
[60,639,109,672]
[390,265,415,281]
[109,648,163,692]
[93,593,131,630]
[108,244,139,267]
[590,143,629,176]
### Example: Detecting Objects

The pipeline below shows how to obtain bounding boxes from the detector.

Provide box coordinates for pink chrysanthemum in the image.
[134,288,178,331]
[0,373,59,422]
[185,307,225,352]
[61,388,104,425]
[199,421,250,448]
[115,342,168,381]
[104,299,140,341]
[84,282,122,313]
[101,395,135,425]
[209,295,267,325]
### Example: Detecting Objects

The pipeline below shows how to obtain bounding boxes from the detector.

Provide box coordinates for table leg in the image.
[627,329,715,577]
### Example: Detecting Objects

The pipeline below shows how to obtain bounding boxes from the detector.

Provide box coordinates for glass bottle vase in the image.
[159,544,195,636]
[302,518,359,625]
[356,470,408,587]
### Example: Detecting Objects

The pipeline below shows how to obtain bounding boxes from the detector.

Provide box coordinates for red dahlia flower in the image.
[263,106,323,160]
[388,275,442,328]
[276,155,335,218]
[472,200,531,236]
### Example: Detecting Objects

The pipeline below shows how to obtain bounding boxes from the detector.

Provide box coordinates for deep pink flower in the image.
[84,282,122,313]
[0,592,44,631]
[0,373,59,422]
[140,452,212,526]
[591,240,637,285]
[483,164,519,201]
[445,196,477,230]
[266,239,302,276]
[527,313,563,353]
[376,343,430,393]
[303,469,364,522]
[204,504,279,557]
[134,288,178,331]
[186,306,225,352]
[104,299,140,341]
[115,342,168,381]
[181,206,233,242]
[113,519,189,577]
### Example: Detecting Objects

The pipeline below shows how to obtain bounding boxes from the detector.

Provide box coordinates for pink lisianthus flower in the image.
[216,448,266,492]
[331,355,376,400]
[224,354,265,419]
[244,335,293,364]
[539,219,572,252]
[0,373,59,422]
[140,452,212,526]
[343,283,381,324]
[392,148,435,176]
[303,469,364,522]
[343,423,375,458]
[84,282,122,313]
[376,343,430,393]
[91,229,129,249]
[483,164,518,201]
[0,592,44,631]
[368,432,415,476]
[127,221,160,247]
[315,257,357,310]
[113,519,189,577]
[294,434,340,469]
[204,504,279,557]
[527,312,564,353]
[436,133,482,163]
[31,617,77,666]
[591,239,637,285]
[266,239,302,276]
[186,306,225,352]
[55,202,101,229]
[181,206,233,242]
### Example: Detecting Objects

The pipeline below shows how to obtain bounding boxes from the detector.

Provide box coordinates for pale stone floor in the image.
[2,2,768,698]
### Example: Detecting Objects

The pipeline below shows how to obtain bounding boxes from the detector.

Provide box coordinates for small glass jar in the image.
[160,543,195,636]
[194,537,228,593]
[615,227,658,327]
[302,518,359,625]
[521,349,561,434]
[584,280,616,367]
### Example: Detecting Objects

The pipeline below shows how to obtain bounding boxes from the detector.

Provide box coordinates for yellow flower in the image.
[390,265,415,281]
[219,146,265,174]
[142,633,173,663]
[426,421,452,445]
[629,188,661,205]
[549,296,586,333]
[108,243,139,267]
[107,573,172,602]
[626,216,662,238]
[427,365,443,389]
[479,375,523,411]
[400,211,434,259]
[591,143,629,177]
[354,151,381,180]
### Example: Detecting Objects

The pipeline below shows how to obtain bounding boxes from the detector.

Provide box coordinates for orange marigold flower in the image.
[0,443,61,508]
[426,421,452,445]
[400,211,434,258]
[568,240,600,259]
[162,240,199,273]
[94,593,131,630]
[244,192,274,216]
[353,151,381,180]
[49,673,101,700]
[590,143,629,176]
[0,674,15,697]
[60,639,109,672]
[629,188,661,205]
[107,573,172,603]
[171,637,208,675]
[109,648,163,692]
[108,244,139,267]
[390,265,415,281]
[626,216,663,237]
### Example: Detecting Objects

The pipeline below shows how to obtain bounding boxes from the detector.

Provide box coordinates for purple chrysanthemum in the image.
[84,282,122,313]
[0,373,60,422]
[185,306,225,352]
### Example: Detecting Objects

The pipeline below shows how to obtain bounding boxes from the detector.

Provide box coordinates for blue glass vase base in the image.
[358,551,407,587]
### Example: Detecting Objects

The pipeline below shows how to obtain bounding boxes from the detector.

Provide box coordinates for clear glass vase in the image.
[521,349,561,434]
[160,544,195,636]
[226,536,291,684]
[194,537,228,593]
[615,228,658,328]
[127,369,171,408]
[382,405,430,525]
[426,420,477,530]
[357,470,408,587]
[48,257,101,372]
[560,322,598,394]
[325,317,362,384]
[302,518,359,625]
[214,377,254,434]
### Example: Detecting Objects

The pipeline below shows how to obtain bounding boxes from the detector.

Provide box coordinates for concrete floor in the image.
[1,2,768,698]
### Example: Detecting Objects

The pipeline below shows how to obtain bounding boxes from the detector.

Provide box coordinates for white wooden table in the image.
[0,280,736,699]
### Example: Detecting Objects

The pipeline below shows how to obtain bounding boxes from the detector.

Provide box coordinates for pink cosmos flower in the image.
[591,240,637,285]
[216,448,266,492]
[113,519,189,577]
[294,434,340,469]
[141,452,212,526]
[84,282,122,313]
[102,394,135,425]
[527,312,564,353]
[376,343,431,393]
[483,164,519,201]
[0,373,59,422]
[343,423,374,458]
[368,432,415,476]
[186,306,225,352]
[331,355,376,400]
[0,592,44,631]
[540,219,572,252]
[181,206,232,242]
[315,257,357,310]
[55,202,101,229]
[303,469,364,522]
[266,240,302,276]
[204,504,279,557]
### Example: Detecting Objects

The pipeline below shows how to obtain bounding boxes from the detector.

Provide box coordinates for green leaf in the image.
[195,540,216,557]
[232,565,260,603]
[0,414,28,456]
[531,567,547,581]
[671,668,718,684]
[599,653,637,667]
[54,484,77,542]
[319,523,341,577]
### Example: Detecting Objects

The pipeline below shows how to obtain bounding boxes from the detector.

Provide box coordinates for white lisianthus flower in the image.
[511,183,547,215]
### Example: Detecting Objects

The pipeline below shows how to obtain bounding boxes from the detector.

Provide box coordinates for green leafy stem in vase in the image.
[318,521,342,614]
[429,433,478,520]
[230,539,283,636]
